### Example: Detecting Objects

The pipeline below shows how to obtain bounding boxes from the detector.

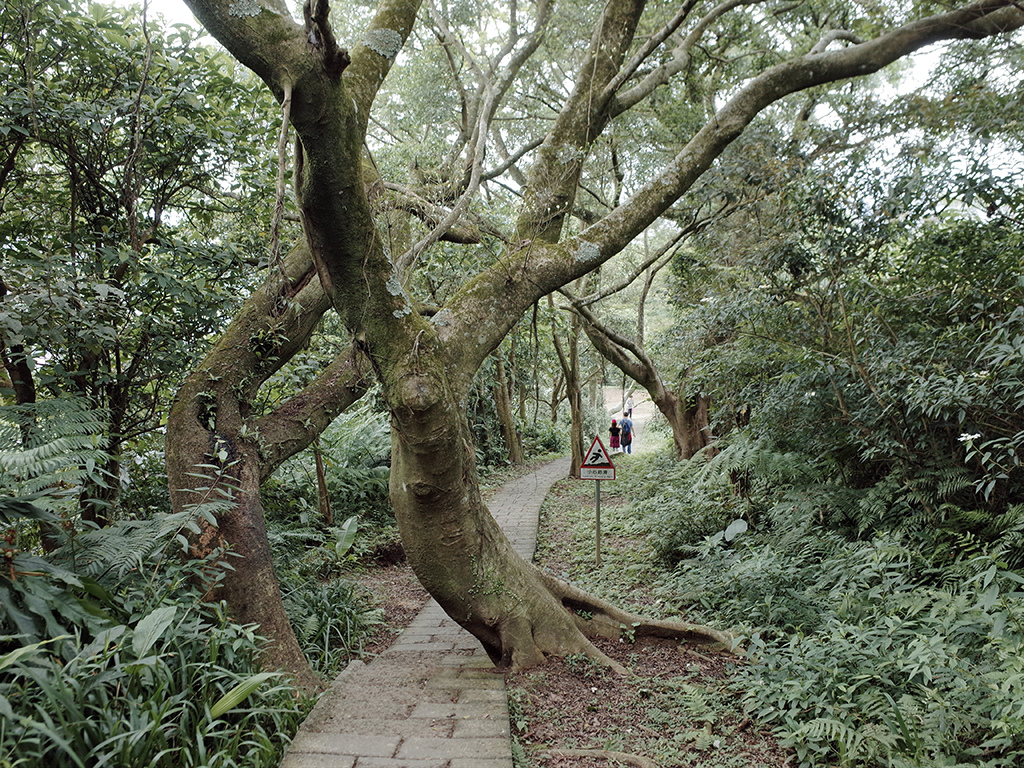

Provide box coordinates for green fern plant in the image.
[0,399,111,516]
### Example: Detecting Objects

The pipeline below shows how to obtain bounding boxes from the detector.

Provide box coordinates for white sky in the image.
[118,0,199,27]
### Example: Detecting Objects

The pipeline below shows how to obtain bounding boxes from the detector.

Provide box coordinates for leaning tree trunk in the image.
[651,387,713,460]
[383,353,732,667]
[182,0,1024,674]
[576,306,712,461]
[387,380,596,666]
[166,243,369,690]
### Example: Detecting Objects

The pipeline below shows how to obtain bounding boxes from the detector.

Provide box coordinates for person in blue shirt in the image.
[620,415,633,454]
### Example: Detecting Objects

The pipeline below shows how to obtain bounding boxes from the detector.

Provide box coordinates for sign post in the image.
[579,436,615,565]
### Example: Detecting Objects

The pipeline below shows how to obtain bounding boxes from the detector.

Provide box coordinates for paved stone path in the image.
[280,457,571,768]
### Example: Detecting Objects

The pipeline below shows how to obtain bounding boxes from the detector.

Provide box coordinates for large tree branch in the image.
[382,181,503,246]
[511,0,646,244]
[255,345,372,477]
[567,299,655,389]
[611,0,765,116]
[442,0,1024,378]
[182,0,304,99]
[344,0,423,120]
[570,198,739,307]
[589,0,1024,259]
[601,0,702,104]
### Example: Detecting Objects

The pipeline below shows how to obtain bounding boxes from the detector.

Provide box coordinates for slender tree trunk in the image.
[549,372,565,423]
[551,301,584,477]
[314,438,333,526]
[493,354,524,465]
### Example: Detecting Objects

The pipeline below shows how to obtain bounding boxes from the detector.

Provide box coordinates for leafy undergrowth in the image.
[508,464,788,768]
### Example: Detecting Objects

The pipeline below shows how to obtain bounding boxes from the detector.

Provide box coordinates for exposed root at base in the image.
[538,569,740,655]
[544,747,660,767]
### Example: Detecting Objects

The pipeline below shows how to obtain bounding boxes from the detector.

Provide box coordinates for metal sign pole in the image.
[595,479,601,565]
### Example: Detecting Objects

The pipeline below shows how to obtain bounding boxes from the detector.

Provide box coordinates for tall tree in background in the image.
[0,1,272,522]
[172,0,1024,683]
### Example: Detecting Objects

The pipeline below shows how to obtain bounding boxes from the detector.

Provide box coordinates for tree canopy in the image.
[1,5,1023,762]
[157,0,1024,684]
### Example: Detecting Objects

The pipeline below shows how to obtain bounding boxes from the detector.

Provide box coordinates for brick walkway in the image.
[280,457,571,768]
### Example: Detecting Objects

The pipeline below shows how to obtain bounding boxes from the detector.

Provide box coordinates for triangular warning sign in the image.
[583,435,614,467]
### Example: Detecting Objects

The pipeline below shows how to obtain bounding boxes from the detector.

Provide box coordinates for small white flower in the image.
[959,433,981,443]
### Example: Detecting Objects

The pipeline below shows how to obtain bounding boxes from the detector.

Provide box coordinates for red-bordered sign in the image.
[580,435,615,480]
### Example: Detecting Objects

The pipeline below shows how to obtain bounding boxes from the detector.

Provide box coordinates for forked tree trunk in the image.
[168,376,323,690]
[180,0,1024,678]
[166,244,368,689]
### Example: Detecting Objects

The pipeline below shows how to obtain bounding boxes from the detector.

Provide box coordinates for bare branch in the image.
[575,230,686,307]
[601,0,700,101]
[484,132,541,184]
[612,0,765,116]
[397,1,554,274]
[383,181,506,245]
[562,295,654,378]
[269,82,293,270]
[810,29,866,54]
[572,200,737,307]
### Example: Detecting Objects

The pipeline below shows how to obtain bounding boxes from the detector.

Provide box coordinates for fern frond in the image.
[794,716,867,762]
[0,399,111,511]
[700,433,819,487]
[65,505,221,578]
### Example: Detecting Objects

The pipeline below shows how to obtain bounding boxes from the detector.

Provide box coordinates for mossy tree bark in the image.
[166,241,370,690]
[179,0,1024,674]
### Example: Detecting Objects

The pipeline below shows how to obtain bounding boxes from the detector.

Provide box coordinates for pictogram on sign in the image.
[580,435,615,480]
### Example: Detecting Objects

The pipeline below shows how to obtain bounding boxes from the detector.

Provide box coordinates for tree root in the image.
[544,748,660,767]
[538,569,741,655]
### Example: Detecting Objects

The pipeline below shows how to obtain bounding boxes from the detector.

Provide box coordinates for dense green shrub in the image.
[1,604,305,768]
[281,577,383,677]
[0,503,307,768]
[675,537,1024,767]
[629,446,1024,767]
[520,419,567,456]
[628,450,738,562]
[623,227,1024,767]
